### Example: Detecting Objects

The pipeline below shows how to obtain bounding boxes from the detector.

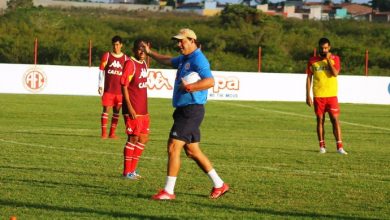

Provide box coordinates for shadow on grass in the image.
[178,191,209,199]
[192,202,377,220]
[0,199,179,220]
[0,165,107,178]
[2,177,107,191]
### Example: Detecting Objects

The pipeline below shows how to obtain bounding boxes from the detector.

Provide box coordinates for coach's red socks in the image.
[129,142,145,173]
[123,142,136,175]
[101,112,109,138]
[109,113,119,137]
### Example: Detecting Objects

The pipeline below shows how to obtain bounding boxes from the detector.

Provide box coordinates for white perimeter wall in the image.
[0,63,389,105]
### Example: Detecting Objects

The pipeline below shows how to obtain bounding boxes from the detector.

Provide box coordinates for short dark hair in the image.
[133,38,148,49]
[318,37,331,46]
[187,37,200,48]
[112,35,122,44]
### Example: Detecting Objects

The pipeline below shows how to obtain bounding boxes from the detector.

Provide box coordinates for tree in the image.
[254,0,267,5]
[7,0,33,10]
[323,0,333,5]
[135,0,158,4]
[166,0,176,8]
[370,0,390,11]
[220,4,266,27]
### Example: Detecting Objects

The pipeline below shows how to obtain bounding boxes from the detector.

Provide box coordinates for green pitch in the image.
[0,94,389,219]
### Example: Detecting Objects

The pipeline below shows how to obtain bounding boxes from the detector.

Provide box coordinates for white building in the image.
[0,0,8,12]
[308,5,322,20]
[110,0,136,3]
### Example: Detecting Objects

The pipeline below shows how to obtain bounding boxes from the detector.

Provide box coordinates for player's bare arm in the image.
[326,52,339,77]
[306,74,313,107]
[121,85,137,119]
[98,62,106,96]
[140,42,172,66]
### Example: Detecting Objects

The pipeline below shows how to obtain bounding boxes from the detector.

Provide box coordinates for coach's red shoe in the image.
[152,189,176,200]
[210,183,229,199]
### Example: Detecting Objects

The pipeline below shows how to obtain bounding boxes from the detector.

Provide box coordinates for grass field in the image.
[0,94,389,219]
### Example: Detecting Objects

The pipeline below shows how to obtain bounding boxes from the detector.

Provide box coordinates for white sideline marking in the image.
[1,138,388,179]
[0,139,117,155]
[217,102,390,132]
[0,139,155,160]
[224,164,390,179]
[0,102,388,180]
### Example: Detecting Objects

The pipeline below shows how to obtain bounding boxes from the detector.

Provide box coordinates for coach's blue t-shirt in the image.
[171,48,213,108]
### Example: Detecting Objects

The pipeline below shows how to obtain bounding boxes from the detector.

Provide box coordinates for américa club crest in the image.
[23,66,47,93]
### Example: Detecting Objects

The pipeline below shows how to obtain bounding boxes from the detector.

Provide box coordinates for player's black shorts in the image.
[169,104,205,144]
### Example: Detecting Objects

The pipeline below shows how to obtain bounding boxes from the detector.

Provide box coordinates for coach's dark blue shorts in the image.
[169,104,205,144]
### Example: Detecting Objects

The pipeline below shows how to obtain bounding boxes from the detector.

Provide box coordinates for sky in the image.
[213,0,370,4]
[267,0,370,3]
[96,0,371,3]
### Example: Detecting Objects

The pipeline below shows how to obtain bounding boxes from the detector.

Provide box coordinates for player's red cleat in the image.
[109,135,119,139]
[101,134,108,139]
[210,183,229,199]
[152,189,176,200]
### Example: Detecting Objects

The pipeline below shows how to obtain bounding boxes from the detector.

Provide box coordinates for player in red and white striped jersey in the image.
[120,39,150,179]
[98,35,129,139]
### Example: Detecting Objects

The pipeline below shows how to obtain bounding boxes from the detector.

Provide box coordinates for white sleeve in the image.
[98,70,104,88]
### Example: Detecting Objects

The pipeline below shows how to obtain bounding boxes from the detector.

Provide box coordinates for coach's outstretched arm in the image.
[141,42,172,67]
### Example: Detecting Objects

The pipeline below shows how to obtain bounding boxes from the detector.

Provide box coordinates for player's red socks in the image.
[123,142,136,175]
[336,141,343,149]
[109,113,119,138]
[129,142,145,173]
[319,140,343,150]
[101,113,109,138]
[123,142,146,175]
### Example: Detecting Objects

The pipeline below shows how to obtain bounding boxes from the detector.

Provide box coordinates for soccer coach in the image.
[141,28,229,200]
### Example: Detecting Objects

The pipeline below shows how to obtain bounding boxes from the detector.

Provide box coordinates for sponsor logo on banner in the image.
[388,82,390,95]
[209,75,240,98]
[23,66,47,93]
[147,70,173,90]
[213,75,240,92]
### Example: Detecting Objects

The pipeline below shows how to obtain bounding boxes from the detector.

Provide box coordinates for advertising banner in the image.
[0,63,389,105]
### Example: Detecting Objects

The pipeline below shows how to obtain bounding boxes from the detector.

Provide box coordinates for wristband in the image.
[185,84,192,92]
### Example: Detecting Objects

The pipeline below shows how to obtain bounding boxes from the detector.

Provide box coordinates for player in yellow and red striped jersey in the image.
[306,37,347,155]
[98,36,129,139]
[120,39,150,179]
